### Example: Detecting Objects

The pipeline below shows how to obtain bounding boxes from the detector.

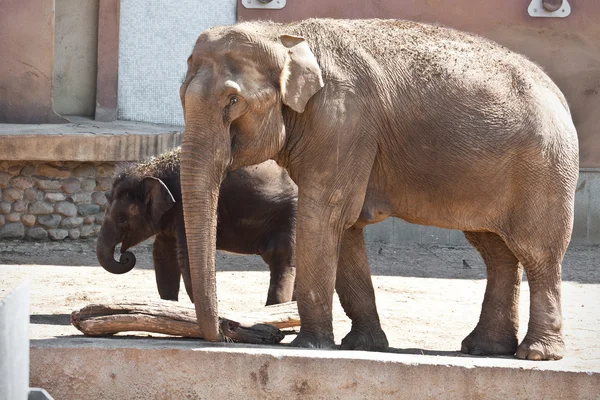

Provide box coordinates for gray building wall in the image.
[117,0,237,125]
[53,0,99,117]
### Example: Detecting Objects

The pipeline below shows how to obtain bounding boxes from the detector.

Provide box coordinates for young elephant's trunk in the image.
[96,224,136,274]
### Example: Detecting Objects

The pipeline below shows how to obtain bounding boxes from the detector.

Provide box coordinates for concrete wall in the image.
[364,171,600,245]
[29,339,600,400]
[117,0,237,125]
[53,0,99,117]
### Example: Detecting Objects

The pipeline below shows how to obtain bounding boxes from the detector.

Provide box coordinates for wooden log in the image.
[70,300,300,345]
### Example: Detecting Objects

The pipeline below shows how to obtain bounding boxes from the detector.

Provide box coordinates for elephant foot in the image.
[460,329,518,356]
[340,325,389,352]
[516,334,565,361]
[290,329,336,349]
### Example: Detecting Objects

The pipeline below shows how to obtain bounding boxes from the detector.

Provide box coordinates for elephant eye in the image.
[229,95,238,106]
[116,214,128,224]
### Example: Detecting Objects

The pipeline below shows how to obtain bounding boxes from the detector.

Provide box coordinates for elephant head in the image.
[97,175,176,274]
[179,27,324,340]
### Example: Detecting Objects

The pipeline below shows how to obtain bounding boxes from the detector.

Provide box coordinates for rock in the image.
[1,201,12,214]
[61,216,84,228]
[84,215,95,224]
[68,229,81,239]
[95,213,105,225]
[48,229,69,240]
[45,192,67,202]
[64,161,81,169]
[27,227,48,240]
[70,193,92,204]
[6,213,21,223]
[92,191,108,207]
[21,214,36,227]
[55,201,78,217]
[36,164,70,179]
[73,163,96,178]
[10,177,33,190]
[80,178,96,193]
[3,188,23,202]
[13,200,28,213]
[80,224,95,238]
[77,203,100,217]
[0,222,25,239]
[21,163,36,176]
[38,214,62,228]
[0,215,4,227]
[8,164,23,176]
[62,178,81,194]
[0,172,10,188]
[95,177,113,192]
[93,225,101,235]
[97,164,116,177]
[24,188,43,202]
[34,178,62,191]
[29,201,54,215]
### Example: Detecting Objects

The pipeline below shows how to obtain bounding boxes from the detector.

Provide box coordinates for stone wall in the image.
[0,161,114,240]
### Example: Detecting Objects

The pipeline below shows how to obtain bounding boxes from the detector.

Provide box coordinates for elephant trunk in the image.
[180,123,230,342]
[96,223,136,274]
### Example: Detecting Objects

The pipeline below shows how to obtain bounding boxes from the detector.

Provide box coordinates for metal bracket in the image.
[241,0,286,10]
[528,0,571,18]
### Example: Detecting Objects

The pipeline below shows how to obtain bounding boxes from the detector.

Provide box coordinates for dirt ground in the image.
[1,239,599,370]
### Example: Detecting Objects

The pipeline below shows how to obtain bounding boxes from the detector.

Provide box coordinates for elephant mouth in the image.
[119,234,137,254]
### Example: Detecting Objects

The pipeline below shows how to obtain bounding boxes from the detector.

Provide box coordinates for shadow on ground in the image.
[30,314,72,326]
[1,239,598,284]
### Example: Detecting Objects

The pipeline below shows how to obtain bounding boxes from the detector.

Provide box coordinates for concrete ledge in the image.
[30,337,599,400]
[0,117,182,161]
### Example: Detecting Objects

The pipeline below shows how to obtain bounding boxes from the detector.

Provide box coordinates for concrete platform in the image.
[0,117,182,161]
[1,241,598,399]
[29,338,600,400]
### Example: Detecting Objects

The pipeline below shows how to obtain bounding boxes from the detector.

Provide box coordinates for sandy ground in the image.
[1,239,599,370]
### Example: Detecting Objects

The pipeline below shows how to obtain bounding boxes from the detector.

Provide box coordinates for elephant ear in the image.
[142,177,176,226]
[279,35,324,113]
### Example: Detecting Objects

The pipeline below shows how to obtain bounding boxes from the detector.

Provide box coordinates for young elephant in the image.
[96,147,297,305]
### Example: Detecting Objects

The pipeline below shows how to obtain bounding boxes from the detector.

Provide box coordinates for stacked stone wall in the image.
[0,161,115,240]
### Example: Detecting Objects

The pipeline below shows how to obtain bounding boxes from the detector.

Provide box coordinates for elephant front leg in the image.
[176,228,194,303]
[153,233,181,301]
[461,232,522,356]
[289,206,342,349]
[337,227,389,352]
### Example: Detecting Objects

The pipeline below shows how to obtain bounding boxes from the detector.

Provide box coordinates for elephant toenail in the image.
[527,351,543,361]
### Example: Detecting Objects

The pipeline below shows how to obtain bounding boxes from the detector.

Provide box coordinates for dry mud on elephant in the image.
[178,18,578,360]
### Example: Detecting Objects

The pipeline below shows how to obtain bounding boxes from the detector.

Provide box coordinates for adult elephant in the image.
[179,19,578,361]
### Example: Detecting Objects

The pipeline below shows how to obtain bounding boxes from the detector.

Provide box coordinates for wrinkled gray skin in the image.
[179,19,578,360]
[96,147,297,306]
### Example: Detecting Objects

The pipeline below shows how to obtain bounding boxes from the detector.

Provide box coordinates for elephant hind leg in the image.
[336,227,388,352]
[461,231,522,356]
[500,229,568,360]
